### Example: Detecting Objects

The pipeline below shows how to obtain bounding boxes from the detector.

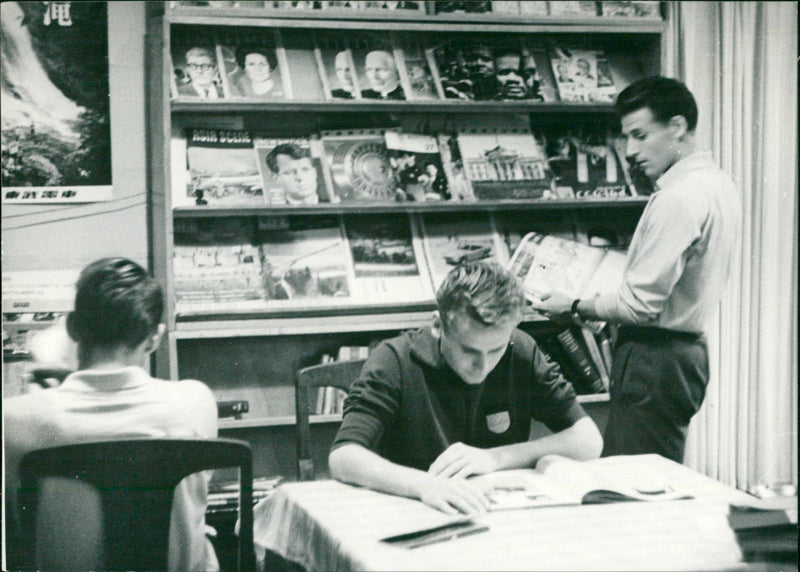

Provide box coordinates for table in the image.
[253,455,756,571]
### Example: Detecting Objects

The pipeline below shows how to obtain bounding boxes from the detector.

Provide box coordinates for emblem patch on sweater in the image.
[485,411,510,433]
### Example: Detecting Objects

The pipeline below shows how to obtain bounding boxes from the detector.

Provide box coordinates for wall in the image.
[1,2,148,273]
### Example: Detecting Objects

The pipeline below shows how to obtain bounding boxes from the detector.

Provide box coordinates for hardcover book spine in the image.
[579,327,610,392]
[556,328,605,394]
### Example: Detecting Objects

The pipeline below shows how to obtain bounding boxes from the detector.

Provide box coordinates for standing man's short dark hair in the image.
[615,75,698,131]
[531,76,741,462]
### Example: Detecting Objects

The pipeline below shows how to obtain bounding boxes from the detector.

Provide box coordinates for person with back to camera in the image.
[329,261,602,515]
[4,258,220,571]
[530,76,742,463]
[265,142,321,205]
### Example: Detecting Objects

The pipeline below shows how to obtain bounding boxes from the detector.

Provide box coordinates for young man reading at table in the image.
[329,262,603,515]
[4,258,219,571]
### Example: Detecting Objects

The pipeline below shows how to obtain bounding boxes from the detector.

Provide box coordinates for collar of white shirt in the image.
[655,150,714,191]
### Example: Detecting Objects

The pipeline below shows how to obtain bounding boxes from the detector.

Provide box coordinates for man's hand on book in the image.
[428,442,500,479]
[416,473,491,516]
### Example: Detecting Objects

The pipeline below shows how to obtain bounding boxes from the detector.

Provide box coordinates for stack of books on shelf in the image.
[172,123,642,209]
[168,25,645,105]
[169,1,662,21]
[313,345,371,415]
[207,475,284,515]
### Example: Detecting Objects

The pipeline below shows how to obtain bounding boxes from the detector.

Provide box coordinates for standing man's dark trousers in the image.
[601,326,709,463]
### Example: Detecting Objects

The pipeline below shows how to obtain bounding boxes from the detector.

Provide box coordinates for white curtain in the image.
[666,2,798,491]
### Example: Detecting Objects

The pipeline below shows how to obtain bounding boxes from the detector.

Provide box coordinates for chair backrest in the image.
[295,359,366,481]
[18,438,255,571]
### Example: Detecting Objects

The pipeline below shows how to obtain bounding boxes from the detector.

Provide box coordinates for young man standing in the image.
[531,76,741,463]
[329,262,602,515]
[4,258,219,571]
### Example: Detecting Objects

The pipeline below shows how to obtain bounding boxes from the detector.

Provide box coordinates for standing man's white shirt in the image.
[594,150,741,333]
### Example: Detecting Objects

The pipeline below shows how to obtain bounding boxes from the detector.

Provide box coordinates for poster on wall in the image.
[1,1,112,204]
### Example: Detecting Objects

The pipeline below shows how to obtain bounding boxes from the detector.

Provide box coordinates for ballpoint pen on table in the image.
[408,524,490,549]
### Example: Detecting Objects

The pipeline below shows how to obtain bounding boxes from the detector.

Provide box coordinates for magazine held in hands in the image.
[508,231,626,327]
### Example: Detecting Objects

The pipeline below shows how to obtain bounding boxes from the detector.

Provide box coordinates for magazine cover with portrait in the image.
[2,1,112,203]
[253,136,330,205]
[170,28,225,100]
[492,38,546,101]
[348,32,407,101]
[217,29,291,100]
[433,37,506,101]
[313,31,360,100]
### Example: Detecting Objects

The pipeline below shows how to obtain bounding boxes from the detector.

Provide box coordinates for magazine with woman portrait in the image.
[217,29,292,99]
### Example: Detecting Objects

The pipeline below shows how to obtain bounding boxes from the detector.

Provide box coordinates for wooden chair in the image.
[295,359,366,481]
[18,438,255,571]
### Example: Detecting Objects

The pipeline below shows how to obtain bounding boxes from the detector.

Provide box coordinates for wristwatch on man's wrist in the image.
[571,299,583,325]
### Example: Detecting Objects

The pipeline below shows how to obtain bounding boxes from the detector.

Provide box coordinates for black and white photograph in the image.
[348,33,406,101]
[217,29,290,100]
[2,3,797,572]
[254,136,330,205]
[1,1,112,203]
[313,32,359,100]
[170,30,225,100]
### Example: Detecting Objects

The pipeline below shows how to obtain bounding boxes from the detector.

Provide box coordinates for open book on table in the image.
[508,232,626,330]
[472,454,693,511]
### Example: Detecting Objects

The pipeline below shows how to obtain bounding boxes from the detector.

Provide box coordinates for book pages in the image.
[509,232,606,300]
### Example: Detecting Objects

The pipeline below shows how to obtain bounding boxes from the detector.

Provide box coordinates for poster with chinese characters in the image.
[1,1,112,203]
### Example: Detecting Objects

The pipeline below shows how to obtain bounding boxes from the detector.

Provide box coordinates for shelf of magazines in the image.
[171,308,553,339]
[170,100,626,114]
[171,197,649,217]
[163,10,666,34]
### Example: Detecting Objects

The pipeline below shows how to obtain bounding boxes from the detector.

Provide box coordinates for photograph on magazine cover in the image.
[217,29,288,99]
[2,1,112,203]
